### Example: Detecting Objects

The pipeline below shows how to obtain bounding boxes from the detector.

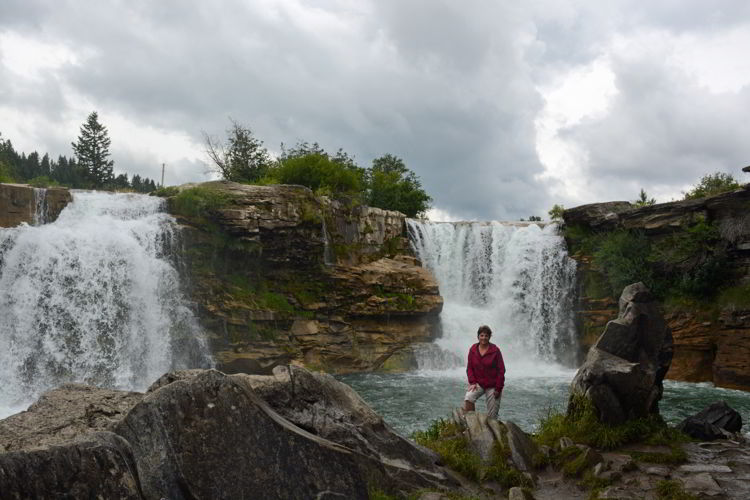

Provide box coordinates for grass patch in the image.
[629,446,687,465]
[580,470,613,500]
[413,419,530,488]
[655,479,698,500]
[170,186,234,218]
[535,396,689,451]
[151,185,180,197]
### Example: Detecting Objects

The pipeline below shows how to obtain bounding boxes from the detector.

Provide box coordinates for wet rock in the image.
[678,464,733,473]
[505,421,539,472]
[465,411,497,464]
[508,486,535,499]
[677,401,743,440]
[682,472,723,496]
[570,282,673,424]
[644,465,670,477]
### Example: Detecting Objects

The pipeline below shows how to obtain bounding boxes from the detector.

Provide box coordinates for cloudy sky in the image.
[2,1,750,220]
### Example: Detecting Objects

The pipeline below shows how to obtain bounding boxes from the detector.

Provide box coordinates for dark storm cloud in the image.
[2,1,750,218]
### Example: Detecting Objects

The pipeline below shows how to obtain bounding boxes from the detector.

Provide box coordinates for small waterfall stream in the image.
[0,191,212,417]
[406,220,578,373]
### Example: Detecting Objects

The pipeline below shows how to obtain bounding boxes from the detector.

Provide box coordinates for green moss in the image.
[583,270,612,300]
[655,480,699,500]
[562,448,589,477]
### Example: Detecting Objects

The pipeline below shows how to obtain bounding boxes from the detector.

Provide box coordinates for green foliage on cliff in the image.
[684,172,741,200]
[170,186,234,219]
[269,148,365,197]
[0,159,15,183]
[565,219,731,302]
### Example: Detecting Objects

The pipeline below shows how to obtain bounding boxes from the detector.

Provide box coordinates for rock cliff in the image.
[165,181,442,374]
[564,185,750,390]
[0,183,72,227]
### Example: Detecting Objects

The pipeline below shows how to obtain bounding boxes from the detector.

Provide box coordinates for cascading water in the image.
[0,191,212,417]
[406,220,578,374]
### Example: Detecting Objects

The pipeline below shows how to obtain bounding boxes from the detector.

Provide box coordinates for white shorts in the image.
[464,386,500,419]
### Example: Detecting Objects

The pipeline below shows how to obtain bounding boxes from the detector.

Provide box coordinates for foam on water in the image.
[0,191,212,417]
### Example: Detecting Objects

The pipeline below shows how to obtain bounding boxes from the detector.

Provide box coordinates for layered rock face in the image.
[169,181,442,374]
[0,368,456,499]
[0,183,72,227]
[564,185,750,390]
[570,283,674,424]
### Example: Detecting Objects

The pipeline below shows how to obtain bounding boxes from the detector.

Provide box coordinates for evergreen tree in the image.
[72,111,114,188]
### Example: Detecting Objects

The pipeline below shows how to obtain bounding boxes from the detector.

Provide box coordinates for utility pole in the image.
[161,163,165,187]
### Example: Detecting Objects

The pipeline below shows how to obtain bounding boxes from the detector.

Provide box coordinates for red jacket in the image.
[467,342,505,393]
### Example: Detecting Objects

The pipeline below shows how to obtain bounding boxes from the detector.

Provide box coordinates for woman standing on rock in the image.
[463,325,505,418]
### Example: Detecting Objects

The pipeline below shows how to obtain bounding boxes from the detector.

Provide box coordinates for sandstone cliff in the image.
[0,183,72,227]
[165,181,442,374]
[563,185,750,390]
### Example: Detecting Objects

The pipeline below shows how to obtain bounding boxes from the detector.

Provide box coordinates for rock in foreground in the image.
[0,368,457,499]
[570,282,674,424]
[677,400,744,440]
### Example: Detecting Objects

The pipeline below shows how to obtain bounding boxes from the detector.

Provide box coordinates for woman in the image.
[463,325,505,419]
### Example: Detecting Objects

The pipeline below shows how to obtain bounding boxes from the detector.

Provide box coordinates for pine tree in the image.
[72,111,114,188]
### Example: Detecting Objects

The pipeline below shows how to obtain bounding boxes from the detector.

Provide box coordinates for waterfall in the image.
[406,220,577,374]
[32,187,48,226]
[0,191,212,417]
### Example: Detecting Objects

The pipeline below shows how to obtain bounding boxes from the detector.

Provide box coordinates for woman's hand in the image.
[467,383,477,392]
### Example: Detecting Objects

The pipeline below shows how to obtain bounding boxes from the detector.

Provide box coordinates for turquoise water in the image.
[338,371,750,437]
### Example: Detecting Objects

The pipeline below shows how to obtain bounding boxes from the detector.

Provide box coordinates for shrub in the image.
[266,152,365,197]
[27,176,59,188]
[684,172,741,200]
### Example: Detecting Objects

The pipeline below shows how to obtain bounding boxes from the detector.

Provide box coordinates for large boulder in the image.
[569,283,674,424]
[677,401,743,440]
[0,367,457,499]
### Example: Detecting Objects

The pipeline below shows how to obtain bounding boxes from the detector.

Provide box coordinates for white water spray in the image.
[0,191,212,417]
[407,220,578,376]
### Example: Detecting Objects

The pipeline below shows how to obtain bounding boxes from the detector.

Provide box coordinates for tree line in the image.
[0,112,158,192]
[203,119,432,218]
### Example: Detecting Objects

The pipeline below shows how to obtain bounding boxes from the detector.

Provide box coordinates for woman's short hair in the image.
[477,325,492,337]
